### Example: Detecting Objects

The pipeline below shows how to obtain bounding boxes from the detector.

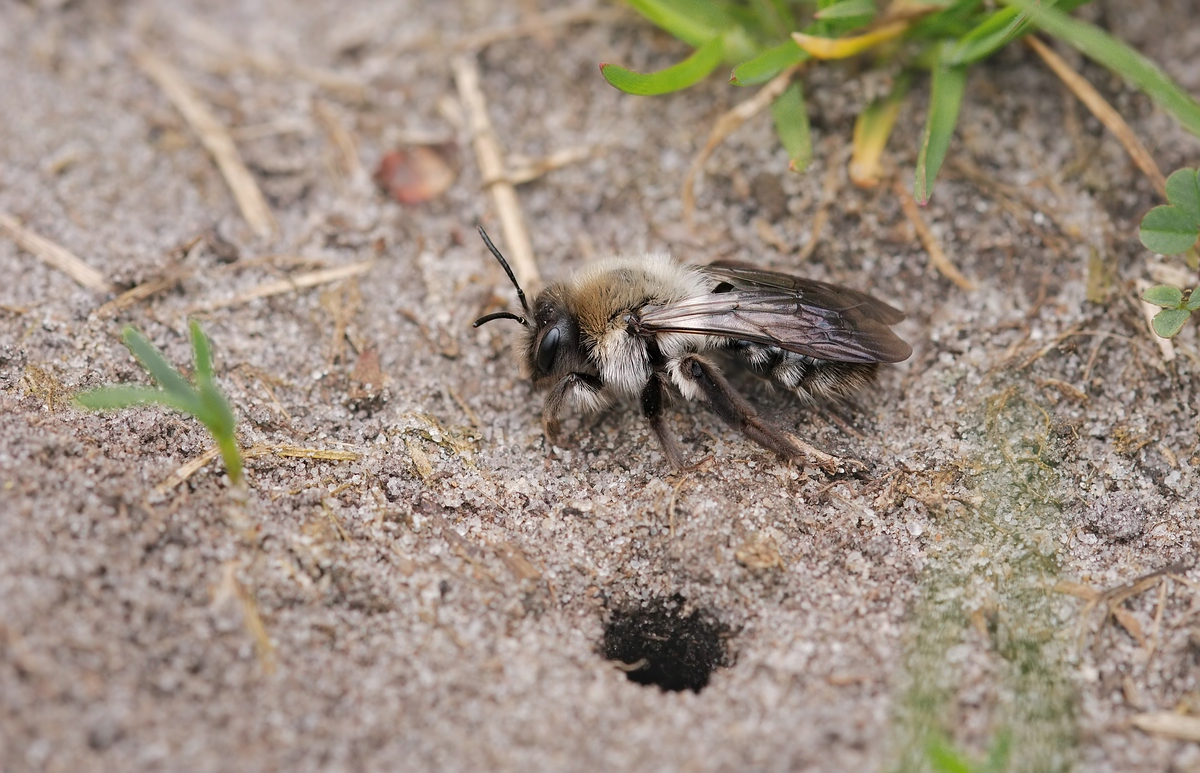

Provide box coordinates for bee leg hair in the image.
[640,373,686,469]
[675,354,803,461]
[541,372,604,445]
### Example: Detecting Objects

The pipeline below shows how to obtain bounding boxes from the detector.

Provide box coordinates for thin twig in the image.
[682,63,804,224]
[452,54,541,292]
[798,142,845,262]
[506,145,599,185]
[0,212,114,293]
[313,99,365,185]
[189,261,374,312]
[1131,712,1200,742]
[453,7,632,51]
[894,179,977,291]
[1025,36,1167,197]
[155,445,222,494]
[134,48,278,238]
[177,16,368,102]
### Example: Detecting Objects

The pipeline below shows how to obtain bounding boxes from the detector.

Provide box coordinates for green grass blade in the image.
[601,35,725,95]
[771,81,813,172]
[121,327,197,398]
[197,380,242,482]
[814,0,877,20]
[946,6,1028,65]
[190,319,214,379]
[1003,0,1200,136]
[75,385,202,415]
[731,41,808,86]
[624,0,729,47]
[914,45,967,204]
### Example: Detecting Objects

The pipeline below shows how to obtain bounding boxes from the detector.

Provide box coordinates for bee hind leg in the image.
[542,372,605,445]
[671,354,803,462]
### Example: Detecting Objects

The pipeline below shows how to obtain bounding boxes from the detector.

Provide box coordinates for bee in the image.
[473,228,911,469]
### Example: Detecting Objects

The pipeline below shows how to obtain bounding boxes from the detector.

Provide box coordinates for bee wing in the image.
[638,266,912,364]
[703,262,906,325]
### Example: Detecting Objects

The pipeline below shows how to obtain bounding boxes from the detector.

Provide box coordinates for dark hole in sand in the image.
[602,595,730,693]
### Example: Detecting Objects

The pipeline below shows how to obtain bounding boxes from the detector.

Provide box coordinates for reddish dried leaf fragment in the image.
[374,145,457,204]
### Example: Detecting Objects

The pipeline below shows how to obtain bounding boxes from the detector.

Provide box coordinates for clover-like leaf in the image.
[1187,290,1200,312]
[1152,308,1191,339]
[1142,284,1184,307]
[1141,203,1200,255]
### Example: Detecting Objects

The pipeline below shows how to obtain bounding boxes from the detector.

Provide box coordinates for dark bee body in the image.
[474,229,911,468]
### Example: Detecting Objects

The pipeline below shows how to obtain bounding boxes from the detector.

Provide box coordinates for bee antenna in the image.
[473,311,528,328]
[477,226,530,316]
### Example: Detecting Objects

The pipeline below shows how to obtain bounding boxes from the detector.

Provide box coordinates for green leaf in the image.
[1165,168,1200,221]
[121,327,196,398]
[814,0,877,21]
[925,736,972,773]
[190,319,214,379]
[914,44,967,204]
[623,0,729,47]
[1140,205,1200,255]
[1187,290,1200,312]
[601,36,725,96]
[1152,308,1191,338]
[1142,285,1183,307]
[771,81,813,172]
[731,41,808,86]
[945,6,1030,65]
[75,385,201,415]
[1002,0,1200,137]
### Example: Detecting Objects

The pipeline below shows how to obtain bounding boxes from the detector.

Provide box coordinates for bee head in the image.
[472,227,583,382]
[524,291,583,381]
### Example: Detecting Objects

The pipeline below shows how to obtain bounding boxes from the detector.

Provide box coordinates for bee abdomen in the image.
[724,341,878,402]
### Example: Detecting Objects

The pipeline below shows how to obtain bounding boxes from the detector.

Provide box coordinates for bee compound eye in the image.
[537,326,561,373]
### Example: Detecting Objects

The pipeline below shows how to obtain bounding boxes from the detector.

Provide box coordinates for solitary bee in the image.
[473,228,911,468]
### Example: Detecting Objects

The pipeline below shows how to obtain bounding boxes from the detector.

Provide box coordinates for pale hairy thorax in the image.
[554,255,718,397]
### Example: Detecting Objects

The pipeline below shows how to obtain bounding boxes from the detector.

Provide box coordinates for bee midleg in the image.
[541,372,606,444]
[669,354,802,461]
[640,374,685,469]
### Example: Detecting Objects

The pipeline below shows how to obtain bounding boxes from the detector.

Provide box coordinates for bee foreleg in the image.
[541,372,605,445]
[640,374,685,469]
[672,355,803,461]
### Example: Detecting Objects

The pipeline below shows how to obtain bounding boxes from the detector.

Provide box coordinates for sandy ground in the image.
[3,1,1200,771]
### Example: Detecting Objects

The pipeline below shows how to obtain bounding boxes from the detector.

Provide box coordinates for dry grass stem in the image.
[313,99,365,184]
[506,146,598,185]
[1131,712,1200,742]
[1025,36,1167,198]
[894,179,977,291]
[682,63,804,224]
[0,212,114,293]
[155,446,223,494]
[798,144,845,262]
[215,563,277,674]
[190,261,374,312]
[178,16,367,101]
[272,445,360,461]
[454,7,631,51]
[134,48,279,238]
[452,54,542,292]
[97,269,193,318]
